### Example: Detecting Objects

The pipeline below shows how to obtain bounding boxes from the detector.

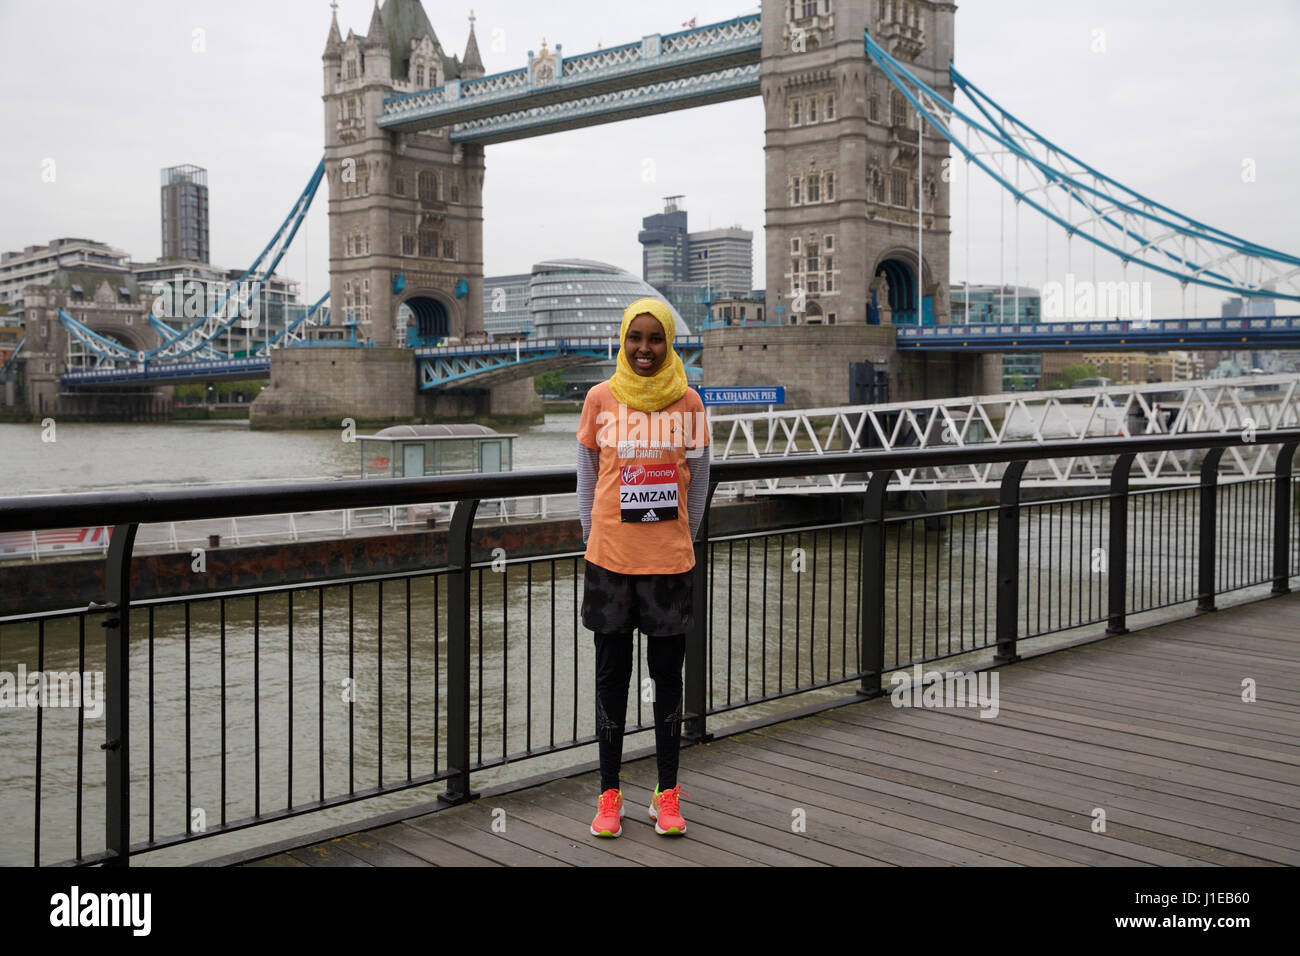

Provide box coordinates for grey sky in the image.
[1,0,1297,317]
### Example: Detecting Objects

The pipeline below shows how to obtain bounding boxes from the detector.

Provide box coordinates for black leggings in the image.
[593,630,686,793]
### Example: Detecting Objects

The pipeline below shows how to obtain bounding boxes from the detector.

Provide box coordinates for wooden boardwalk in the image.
[243,594,1300,867]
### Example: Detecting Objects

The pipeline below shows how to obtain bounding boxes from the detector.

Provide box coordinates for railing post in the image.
[683,481,716,743]
[857,471,892,697]
[103,522,138,867]
[1106,453,1135,635]
[1197,447,1225,613]
[1272,442,1298,595]
[440,498,480,805]
[995,460,1028,664]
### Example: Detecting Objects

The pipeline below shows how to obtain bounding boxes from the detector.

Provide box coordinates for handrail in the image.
[2,431,1297,533]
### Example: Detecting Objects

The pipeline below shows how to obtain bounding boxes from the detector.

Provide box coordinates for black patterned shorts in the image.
[581,560,694,636]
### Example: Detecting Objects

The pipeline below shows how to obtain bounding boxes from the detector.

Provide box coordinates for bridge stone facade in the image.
[20,278,172,419]
[708,0,986,406]
[253,0,538,426]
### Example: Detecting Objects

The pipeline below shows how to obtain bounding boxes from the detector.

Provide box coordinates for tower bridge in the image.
[9,0,1300,425]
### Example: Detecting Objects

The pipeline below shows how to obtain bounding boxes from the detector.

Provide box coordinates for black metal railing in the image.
[1,431,1297,866]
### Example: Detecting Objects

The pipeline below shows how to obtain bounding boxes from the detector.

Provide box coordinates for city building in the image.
[656,281,711,331]
[708,293,767,327]
[1082,351,1201,385]
[637,196,754,313]
[687,226,753,297]
[487,258,696,395]
[160,165,211,263]
[132,260,300,355]
[951,284,1042,390]
[1221,295,1277,318]
[0,238,132,321]
[638,196,690,288]
[480,272,532,340]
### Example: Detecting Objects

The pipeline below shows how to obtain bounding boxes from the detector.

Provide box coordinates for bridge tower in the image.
[761,0,955,329]
[705,0,984,405]
[321,0,484,349]
[255,0,539,426]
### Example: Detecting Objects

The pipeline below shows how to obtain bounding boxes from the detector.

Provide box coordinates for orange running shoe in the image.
[649,785,687,835]
[590,788,624,837]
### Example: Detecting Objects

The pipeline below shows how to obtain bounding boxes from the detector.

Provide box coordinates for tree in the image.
[1058,363,1099,387]
[534,371,565,396]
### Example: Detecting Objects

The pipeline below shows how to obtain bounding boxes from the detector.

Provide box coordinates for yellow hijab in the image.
[608,297,690,413]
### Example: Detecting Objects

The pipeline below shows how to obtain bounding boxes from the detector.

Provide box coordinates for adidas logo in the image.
[641,509,659,522]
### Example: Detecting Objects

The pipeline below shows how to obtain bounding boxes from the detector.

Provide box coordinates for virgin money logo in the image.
[621,466,646,485]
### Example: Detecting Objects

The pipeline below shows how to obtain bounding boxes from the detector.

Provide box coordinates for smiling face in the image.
[624,312,668,377]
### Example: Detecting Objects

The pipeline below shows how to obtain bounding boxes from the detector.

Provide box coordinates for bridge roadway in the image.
[898,315,1300,350]
[235,593,1300,867]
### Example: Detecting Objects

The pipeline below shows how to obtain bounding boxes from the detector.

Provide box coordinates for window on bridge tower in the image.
[419,227,439,257]
[891,91,907,127]
[824,171,835,201]
[416,65,425,86]
[790,100,801,125]
[395,172,405,196]
[826,93,836,120]
[807,174,820,202]
[891,168,909,206]
[791,177,801,204]
[808,96,818,122]
[418,171,438,201]
[402,235,414,256]
[442,239,455,259]
[869,94,879,122]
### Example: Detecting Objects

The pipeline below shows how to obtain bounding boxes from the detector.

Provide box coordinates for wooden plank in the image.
[819,706,1300,823]
[327,833,429,867]
[968,697,1300,766]
[404,813,571,866]
[242,852,309,867]
[612,765,842,867]
[1019,646,1300,704]
[829,707,1300,805]
[757,719,1300,846]
[675,747,1015,866]
[925,700,1300,784]
[701,746,1232,866]
[747,725,1300,864]
[366,821,501,867]
[716,738,1091,866]
[539,775,774,867]
[1004,665,1300,738]
[285,840,372,867]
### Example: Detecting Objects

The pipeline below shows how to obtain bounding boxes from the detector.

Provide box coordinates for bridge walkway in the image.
[240,593,1300,867]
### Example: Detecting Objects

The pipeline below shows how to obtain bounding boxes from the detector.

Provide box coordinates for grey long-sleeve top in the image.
[577,442,711,545]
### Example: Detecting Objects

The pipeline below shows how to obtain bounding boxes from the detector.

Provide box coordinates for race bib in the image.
[619,463,679,522]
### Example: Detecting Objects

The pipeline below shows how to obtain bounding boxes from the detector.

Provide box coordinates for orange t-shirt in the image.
[577,381,710,575]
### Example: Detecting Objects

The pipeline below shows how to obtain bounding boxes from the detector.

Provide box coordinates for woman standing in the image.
[576,297,710,837]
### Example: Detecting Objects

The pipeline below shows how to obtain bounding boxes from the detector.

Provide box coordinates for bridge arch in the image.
[871,251,935,326]
[397,291,459,347]
[86,323,151,355]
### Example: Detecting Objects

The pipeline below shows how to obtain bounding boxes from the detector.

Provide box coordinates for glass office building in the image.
[528,259,694,394]
[950,284,1042,391]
